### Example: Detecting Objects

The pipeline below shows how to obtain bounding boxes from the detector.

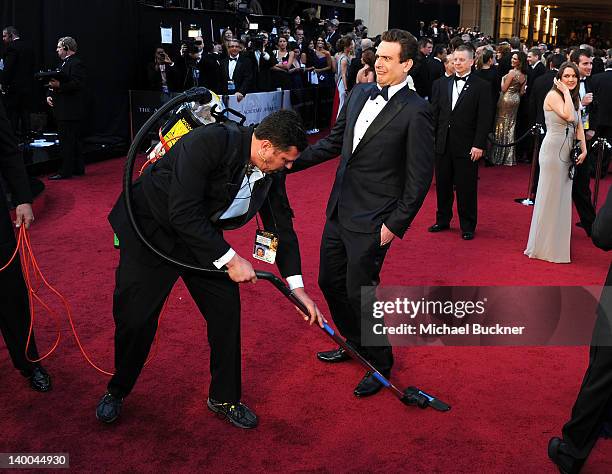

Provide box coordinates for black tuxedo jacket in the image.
[591,71,612,131]
[325,32,340,53]
[529,69,555,128]
[431,74,493,157]
[49,54,87,121]
[0,38,35,95]
[0,100,31,204]
[292,82,434,238]
[427,56,445,84]
[109,123,301,277]
[527,62,546,94]
[581,76,594,130]
[219,55,254,95]
[409,52,432,98]
[246,50,277,92]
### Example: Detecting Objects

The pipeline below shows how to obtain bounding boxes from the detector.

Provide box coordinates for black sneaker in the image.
[96,392,123,424]
[207,398,258,429]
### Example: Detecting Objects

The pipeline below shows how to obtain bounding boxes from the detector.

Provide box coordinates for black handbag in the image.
[568,139,581,180]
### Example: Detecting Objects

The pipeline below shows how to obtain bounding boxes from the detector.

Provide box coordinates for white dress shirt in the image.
[451,73,469,110]
[228,54,239,79]
[352,76,411,153]
[212,165,303,289]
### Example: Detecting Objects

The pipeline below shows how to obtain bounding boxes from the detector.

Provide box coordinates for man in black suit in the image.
[429,44,493,240]
[0,100,51,392]
[527,53,564,197]
[146,46,180,94]
[591,58,612,176]
[246,34,276,92]
[410,37,432,99]
[427,44,447,87]
[1,26,35,140]
[518,48,547,162]
[95,110,323,428]
[324,19,340,55]
[219,39,254,101]
[548,186,612,474]
[291,29,434,397]
[571,49,597,236]
[46,36,87,180]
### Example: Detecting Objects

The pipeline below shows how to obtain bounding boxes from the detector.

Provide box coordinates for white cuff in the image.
[286,275,304,290]
[213,248,236,269]
[263,52,270,61]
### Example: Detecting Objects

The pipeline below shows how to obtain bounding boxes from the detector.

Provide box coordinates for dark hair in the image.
[509,36,521,50]
[570,48,592,64]
[361,49,376,70]
[513,51,528,74]
[528,47,542,59]
[3,25,19,37]
[255,110,308,152]
[433,44,447,57]
[552,62,581,111]
[380,29,418,62]
[336,36,353,53]
[449,36,464,51]
[418,37,433,49]
[480,48,494,66]
[549,53,565,70]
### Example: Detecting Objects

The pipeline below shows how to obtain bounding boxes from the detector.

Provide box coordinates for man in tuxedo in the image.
[219,39,254,101]
[548,186,612,474]
[527,53,564,197]
[0,100,51,393]
[571,49,597,236]
[429,44,493,240]
[325,19,340,55]
[291,29,434,397]
[1,26,35,140]
[246,34,276,93]
[518,48,547,162]
[427,44,447,86]
[591,58,612,176]
[95,110,323,428]
[410,37,432,99]
[46,36,87,180]
[146,46,180,94]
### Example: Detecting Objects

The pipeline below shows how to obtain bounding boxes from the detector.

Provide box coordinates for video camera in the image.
[247,33,267,50]
[181,37,203,55]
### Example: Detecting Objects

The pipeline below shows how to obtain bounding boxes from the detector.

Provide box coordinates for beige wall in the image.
[459,0,481,29]
[355,0,389,37]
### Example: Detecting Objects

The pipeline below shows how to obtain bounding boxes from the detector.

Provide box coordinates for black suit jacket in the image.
[292,82,434,238]
[109,123,301,277]
[591,71,612,132]
[0,100,31,204]
[527,62,546,94]
[0,38,35,96]
[146,62,181,93]
[409,52,431,99]
[431,74,493,157]
[246,50,276,92]
[49,54,87,121]
[529,69,555,128]
[219,55,254,95]
[427,56,445,84]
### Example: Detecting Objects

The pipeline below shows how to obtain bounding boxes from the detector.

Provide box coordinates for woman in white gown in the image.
[524,62,587,263]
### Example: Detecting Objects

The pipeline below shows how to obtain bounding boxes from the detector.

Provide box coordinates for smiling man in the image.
[96,110,324,429]
[291,29,434,398]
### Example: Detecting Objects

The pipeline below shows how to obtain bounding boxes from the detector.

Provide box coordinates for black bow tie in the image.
[580,78,586,82]
[229,57,238,61]
[454,75,469,82]
[370,85,389,101]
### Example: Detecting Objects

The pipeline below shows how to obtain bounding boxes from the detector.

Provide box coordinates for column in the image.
[355,0,389,37]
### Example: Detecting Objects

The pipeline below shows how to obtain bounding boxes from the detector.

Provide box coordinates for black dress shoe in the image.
[316,347,351,363]
[462,231,474,240]
[96,392,123,423]
[548,437,584,474]
[48,174,71,180]
[354,371,384,397]
[23,366,51,392]
[428,223,450,233]
[207,398,258,429]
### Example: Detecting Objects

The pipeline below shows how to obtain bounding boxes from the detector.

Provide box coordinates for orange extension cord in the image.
[0,225,164,376]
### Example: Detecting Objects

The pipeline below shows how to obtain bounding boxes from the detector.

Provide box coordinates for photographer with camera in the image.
[176,36,222,94]
[147,46,179,95]
[245,31,276,92]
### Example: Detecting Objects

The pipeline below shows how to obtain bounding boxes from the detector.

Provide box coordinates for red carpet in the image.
[1,153,611,473]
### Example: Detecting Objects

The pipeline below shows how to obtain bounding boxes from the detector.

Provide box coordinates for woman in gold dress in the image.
[491,52,527,166]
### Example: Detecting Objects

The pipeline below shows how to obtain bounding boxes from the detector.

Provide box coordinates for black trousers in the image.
[5,91,31,141]
[435,151,479,232]
[318,213,393,374]
[572,141,596,234]
[57,120,84,178]
[108,222,241,402]
[562,269,612,460]
[0,196,39,373]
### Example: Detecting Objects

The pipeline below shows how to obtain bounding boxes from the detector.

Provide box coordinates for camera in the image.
[181,38,203,55]
[247,33,266,50]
